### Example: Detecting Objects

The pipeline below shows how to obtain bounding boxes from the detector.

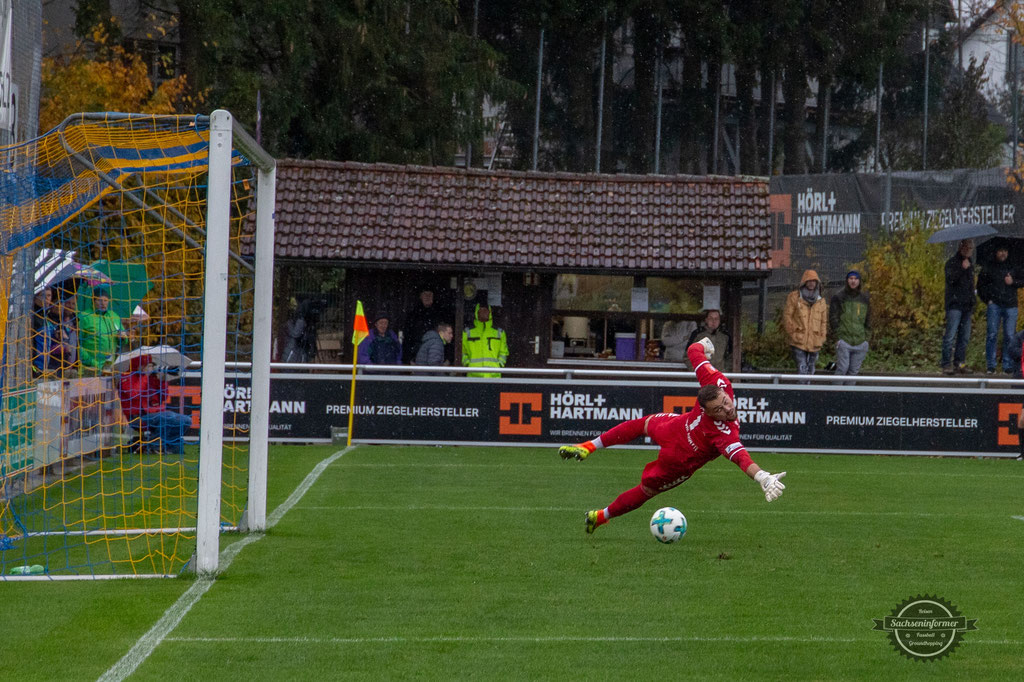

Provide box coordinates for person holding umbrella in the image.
[977,241,1024,374]
[942,239,977,375]
[117,354,191,455]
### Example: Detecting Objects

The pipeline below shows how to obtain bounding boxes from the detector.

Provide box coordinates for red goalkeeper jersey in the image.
[643,344,753,476]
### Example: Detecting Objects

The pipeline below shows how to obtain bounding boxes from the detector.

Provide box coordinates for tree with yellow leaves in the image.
[39,25,196,133]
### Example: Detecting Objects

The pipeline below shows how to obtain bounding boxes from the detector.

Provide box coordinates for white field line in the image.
[292,504,999,519]
[98,446,355,682]
[338,462,1024,479]
[162,634,1020,646]
[1013,516,1024,522]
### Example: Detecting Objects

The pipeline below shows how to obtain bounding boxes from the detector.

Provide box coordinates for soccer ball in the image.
[650,507,687,543]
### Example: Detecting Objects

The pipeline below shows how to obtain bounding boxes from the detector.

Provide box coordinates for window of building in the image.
[550,274,719,362]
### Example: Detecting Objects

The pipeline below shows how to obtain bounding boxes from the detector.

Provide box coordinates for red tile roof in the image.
[266,160,771,275]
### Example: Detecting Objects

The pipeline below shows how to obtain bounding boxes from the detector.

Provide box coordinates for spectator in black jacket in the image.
[402,289,442,364]
[942,240,976,375]
[977,243,1024,374]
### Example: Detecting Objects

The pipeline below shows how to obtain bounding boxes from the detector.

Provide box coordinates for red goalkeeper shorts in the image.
[640,454,692,495]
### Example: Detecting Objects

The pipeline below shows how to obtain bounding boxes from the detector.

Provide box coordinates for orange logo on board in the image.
[499,392,543,435]
[166,385,202,428]
[663,396,697,415]
[997,402,1021,446]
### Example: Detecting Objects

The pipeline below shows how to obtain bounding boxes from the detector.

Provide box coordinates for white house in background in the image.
[960,1,1015,93]
[956,1,1023,164]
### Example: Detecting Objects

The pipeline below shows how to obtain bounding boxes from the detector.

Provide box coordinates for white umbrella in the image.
[112,345,194,373]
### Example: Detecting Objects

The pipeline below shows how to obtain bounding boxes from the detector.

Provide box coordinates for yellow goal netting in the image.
[0,111,274,579]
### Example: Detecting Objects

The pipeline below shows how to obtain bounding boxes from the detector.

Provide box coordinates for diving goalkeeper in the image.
[558,339,787,534]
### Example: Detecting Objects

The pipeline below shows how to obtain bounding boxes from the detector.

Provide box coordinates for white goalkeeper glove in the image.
[698,337,715,358]
[754,470,787,502]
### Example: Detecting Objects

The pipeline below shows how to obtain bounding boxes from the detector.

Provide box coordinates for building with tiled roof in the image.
[273,160,770,273]
[266,160,772,371]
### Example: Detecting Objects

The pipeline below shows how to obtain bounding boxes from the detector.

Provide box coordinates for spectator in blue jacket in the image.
[357,312,402,365]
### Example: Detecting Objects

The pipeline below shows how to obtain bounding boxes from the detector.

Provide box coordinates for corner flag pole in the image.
[348,301,369,447]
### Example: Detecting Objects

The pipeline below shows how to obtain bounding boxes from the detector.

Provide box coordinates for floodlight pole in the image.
[195,109,234,575]
[595,8,607,173]
[875,62,883,172]
[654,46,663,174]
[532,26,544,170]
[923,11,930,170]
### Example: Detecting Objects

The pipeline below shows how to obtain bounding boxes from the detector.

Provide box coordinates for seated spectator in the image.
[687,309,732,368]
[357,312,402,365]
[118,355,191,455]
[78,285,128,373]
[414,322,454,367]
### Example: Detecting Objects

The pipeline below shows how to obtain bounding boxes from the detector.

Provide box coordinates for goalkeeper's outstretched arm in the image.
[687,340,724,388]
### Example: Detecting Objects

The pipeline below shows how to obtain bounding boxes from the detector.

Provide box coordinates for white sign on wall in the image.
[0,2,12,133]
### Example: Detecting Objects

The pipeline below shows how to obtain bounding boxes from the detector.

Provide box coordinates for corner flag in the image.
[352,300,369,347]
[348,300,369,447]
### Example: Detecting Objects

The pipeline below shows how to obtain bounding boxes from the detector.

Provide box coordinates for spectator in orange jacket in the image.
[783,269,828,379]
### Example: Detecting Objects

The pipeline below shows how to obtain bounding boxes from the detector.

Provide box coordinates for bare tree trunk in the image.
[176,1,206,101]
[758,64,777,174]
[678,47,706,174]
[782,51,809,174]
[629,8,658,173]
[814,72,833,172]
[735,61,759,174]
[563,27,598,172]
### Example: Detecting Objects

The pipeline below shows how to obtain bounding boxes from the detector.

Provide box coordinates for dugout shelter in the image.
[265,161,771,373]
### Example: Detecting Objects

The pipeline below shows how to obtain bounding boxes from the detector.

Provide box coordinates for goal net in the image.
[0,111,275,579]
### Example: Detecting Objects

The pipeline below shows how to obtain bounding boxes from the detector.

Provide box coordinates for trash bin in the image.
[614,333,645,360]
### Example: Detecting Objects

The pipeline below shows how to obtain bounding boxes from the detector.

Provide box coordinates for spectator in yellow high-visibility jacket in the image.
[462,303,508,378]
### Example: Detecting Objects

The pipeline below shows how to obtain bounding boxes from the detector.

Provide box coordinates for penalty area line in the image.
[98,445,356,682]
[293,504,993,518]
[162,634,1022,646]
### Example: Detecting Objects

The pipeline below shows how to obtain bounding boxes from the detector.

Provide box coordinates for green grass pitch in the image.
[1,444,1022,680]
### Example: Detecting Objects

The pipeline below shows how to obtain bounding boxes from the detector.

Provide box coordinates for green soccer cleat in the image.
[559,444,590,461]
[585,510,600,534]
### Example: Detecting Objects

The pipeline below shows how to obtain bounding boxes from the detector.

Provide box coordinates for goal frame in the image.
[0,109,275,579]
[197,110,275,575]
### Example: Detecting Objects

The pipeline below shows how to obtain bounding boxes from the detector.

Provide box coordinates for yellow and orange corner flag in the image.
[347,300,369,446]
[352,300,369,348]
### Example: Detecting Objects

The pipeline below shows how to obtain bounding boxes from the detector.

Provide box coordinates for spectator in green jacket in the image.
[78,286,127,373]
[462,303,508,377]
[829,271,870,382]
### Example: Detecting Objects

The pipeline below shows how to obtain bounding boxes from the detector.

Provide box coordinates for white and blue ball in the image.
[649,507,687,543]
